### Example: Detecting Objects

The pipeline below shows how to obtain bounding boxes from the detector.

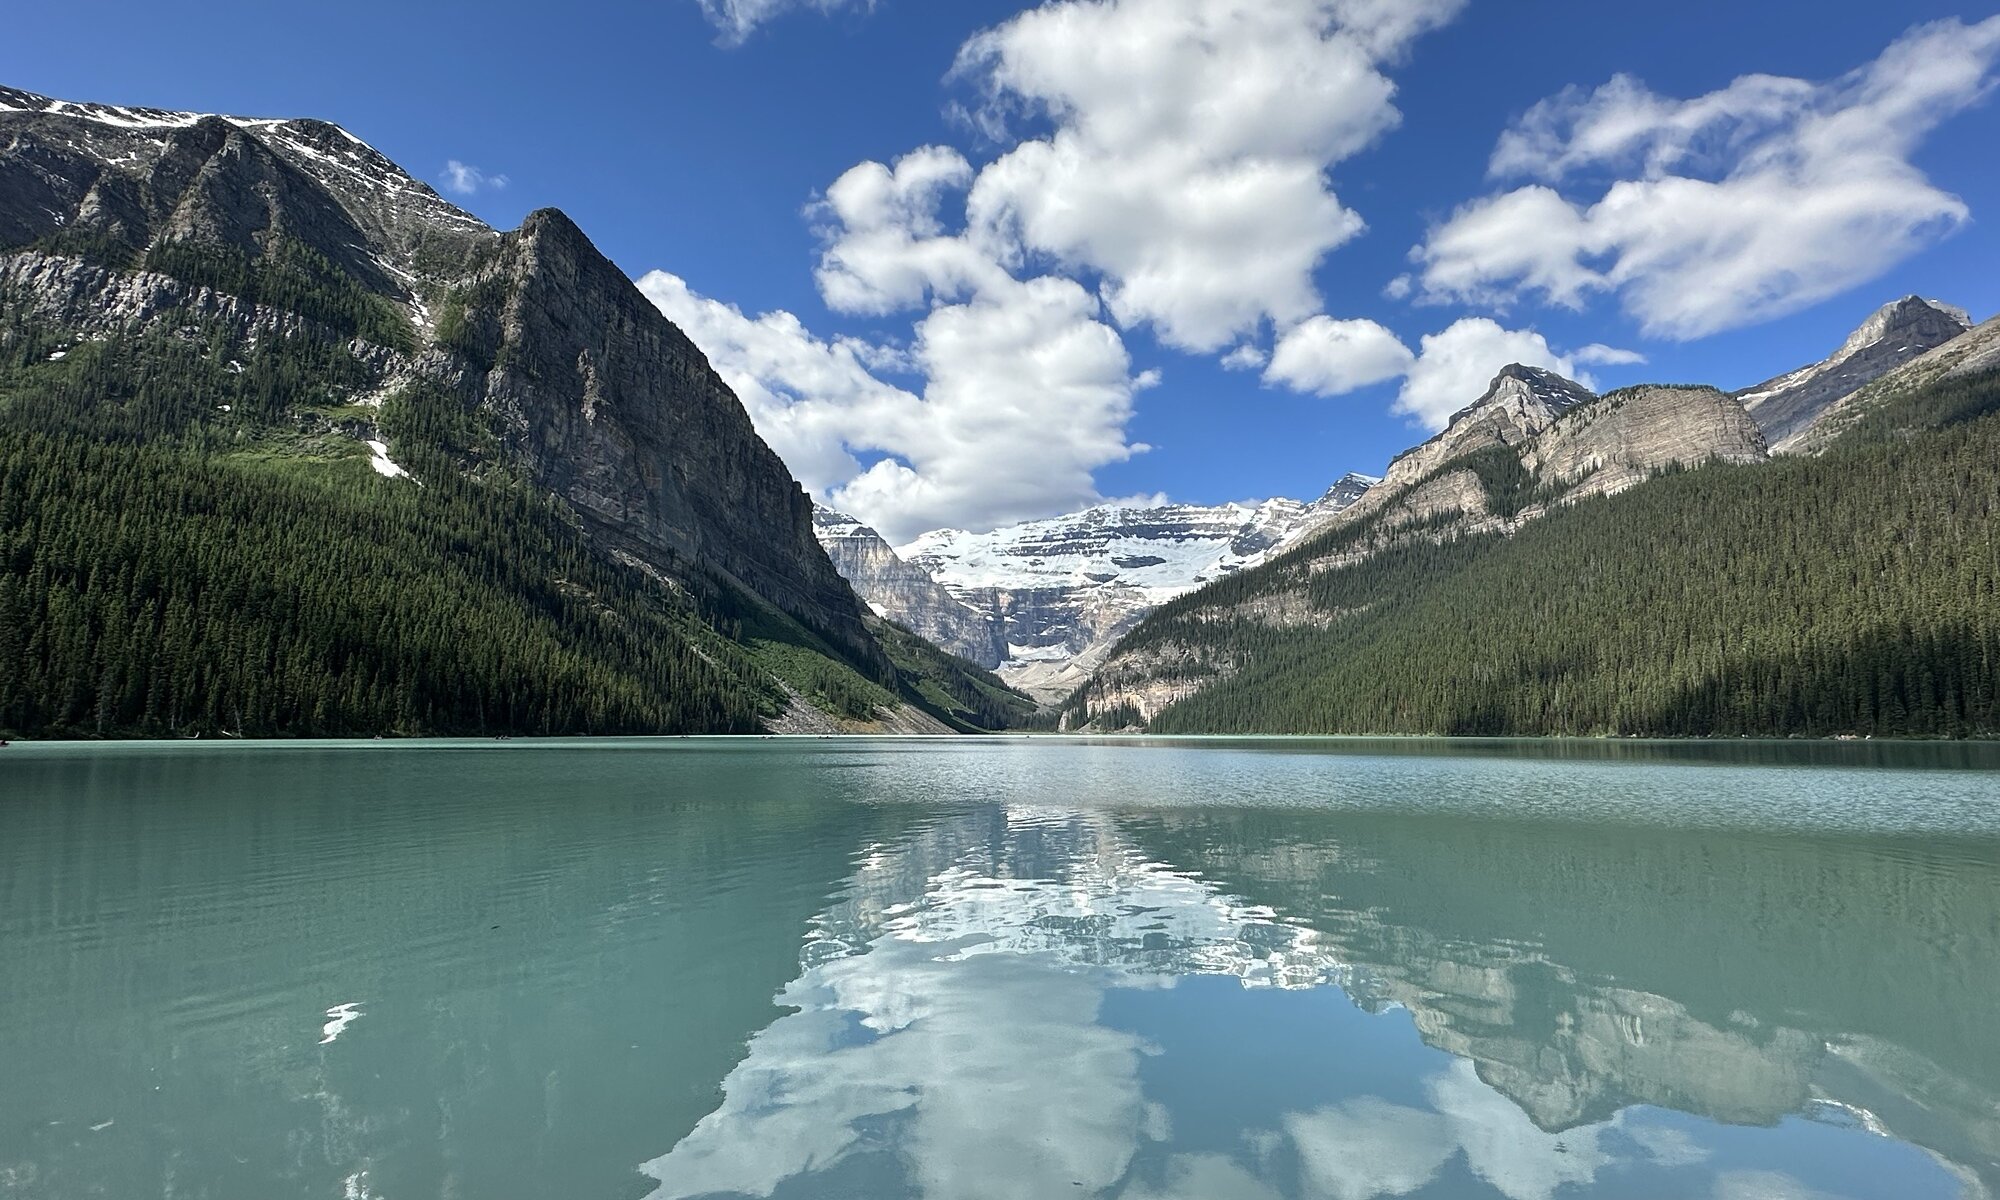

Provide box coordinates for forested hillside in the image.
[0,428,763,737]
[0,86,1028,739]
[1072,370,2000,738]
[0,299,1033,737]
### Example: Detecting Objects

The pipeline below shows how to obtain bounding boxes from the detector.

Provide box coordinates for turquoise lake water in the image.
[2,737,1997,1198]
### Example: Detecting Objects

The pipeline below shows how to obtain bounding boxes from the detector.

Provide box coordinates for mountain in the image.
[869,339,1890,711]
[875,479,1376,702]
[1736,296,1972,450]
[1067,323,1998,737]
[0,83,1026,737]
[1788,311,2000,454]
[1284,366,1768,581]
[813,507,1006,667]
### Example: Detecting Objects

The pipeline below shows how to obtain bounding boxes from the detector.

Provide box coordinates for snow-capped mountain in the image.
[849,478,1377,700]
[1736,296,1972,451]
[901,497,1320,601]
[813,508,1007,667]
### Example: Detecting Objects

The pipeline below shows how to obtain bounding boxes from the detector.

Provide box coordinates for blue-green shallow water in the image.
[2,738,1998,1199]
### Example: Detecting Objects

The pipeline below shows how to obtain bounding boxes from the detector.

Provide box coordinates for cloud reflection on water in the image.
[639,806,1977,1200]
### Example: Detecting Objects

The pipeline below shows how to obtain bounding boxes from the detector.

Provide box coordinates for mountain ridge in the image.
[1736,295,1971,450]
[1063,332,1998,735]
[0,81,1025,737]
[817,293,1980,715]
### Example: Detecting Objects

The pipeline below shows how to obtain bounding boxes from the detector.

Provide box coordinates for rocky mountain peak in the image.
[3,79,888,678]
[1469,364,1597,428]
[0,83,493,292]
[812,505,1006,668]
[1740,294,1975,451]
[1788,313,2000,454]
[1386,365,1599,477]
[812,505,872,538]
[1837,296,1973,361]
[1314,472,1381,509]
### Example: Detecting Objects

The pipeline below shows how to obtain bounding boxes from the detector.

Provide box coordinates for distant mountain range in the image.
[815,477,1375,701]
[0,83,1031,737]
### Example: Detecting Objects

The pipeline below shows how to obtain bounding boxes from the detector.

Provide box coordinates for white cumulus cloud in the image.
[835,274,1146,542]
[1220,344,1269,372]
[1263,317,1414,396]
[638,270,1145,544]
[951,0,1465,352]
[1410,16,2000,339]
[1257,315,1638,426]
[657,0,1481,539]
[1573,343,1648,367]
[812,147,1011,314]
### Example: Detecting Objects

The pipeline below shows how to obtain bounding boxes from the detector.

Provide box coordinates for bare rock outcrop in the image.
[813,508,1006,667]
[1737,296,1972,450]
[1526,384,1768,502]
[474,210,882,668]
[1789,314,2000,454]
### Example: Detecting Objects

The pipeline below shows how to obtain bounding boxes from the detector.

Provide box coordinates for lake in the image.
[2,738,1997,1199]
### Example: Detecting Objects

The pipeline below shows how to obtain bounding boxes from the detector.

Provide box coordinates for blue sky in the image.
[8,0,1999,541]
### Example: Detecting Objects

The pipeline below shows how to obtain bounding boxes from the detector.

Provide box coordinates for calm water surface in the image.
[2,738,1998,1199]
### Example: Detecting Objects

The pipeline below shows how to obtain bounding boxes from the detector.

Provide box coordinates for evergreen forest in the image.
[0,258,1026,738]
[1074,370,2000,738]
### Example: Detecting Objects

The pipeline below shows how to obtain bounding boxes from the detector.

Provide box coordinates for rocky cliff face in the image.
[1526,384,1768,500]
[472,210,880,666]
[1327,365,1595,535]
[813,507,1006,667]
[1,83,907,718]
[1737,296,1972,451]
[882,479,1376,701]
[1302,369,1765,561]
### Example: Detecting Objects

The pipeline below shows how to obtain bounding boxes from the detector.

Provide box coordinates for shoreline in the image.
[5,731,1998,748]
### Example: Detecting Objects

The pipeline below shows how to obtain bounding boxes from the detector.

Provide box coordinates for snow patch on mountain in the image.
[843,476,1378,701]
[900,497,1316,603]
[366,440,411,481]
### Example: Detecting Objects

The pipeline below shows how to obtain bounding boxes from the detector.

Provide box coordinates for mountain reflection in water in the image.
[643,803,1999,1200]
[4,740,1995,1199]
